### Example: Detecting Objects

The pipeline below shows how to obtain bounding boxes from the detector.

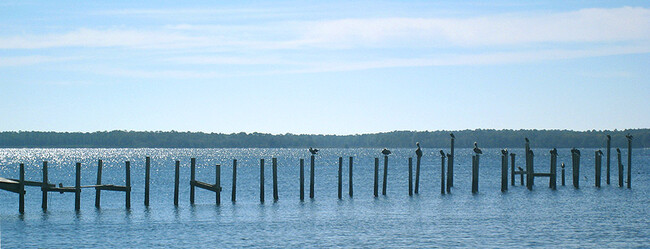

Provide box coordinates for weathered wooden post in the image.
[216,164,221,205]
[408,157,413,196]
[349,157,353,197]
[125,161,131,209]
[174,160,179,206]
[374,158,379,197]
[260,158,265,203]
[561,163,565,186]
[95,160,103,208]
[145,156,150,207]
[75,162,81,211]
[190,158,196,204]
[310,155,315,199]
[19,163,25,214]
[42,161,48,210]
[446,154,452,193]
[606,135,611,185]
[627,135,632,189]
[232,159,237,202]
[550,150,557,190]
[272,158,278,201]
[510,153,515,186]
[527,150,534,191]
[415,154,421,194]
[572,149,580,189]
[525,139,531,188]
[299,159,304,201]
[449,134,455,187]
[501,150,508,192]
[617,149,623,187]
[338,157,343,199]
[382,155,388,196]
[440,152,446,195]
[595,151,602,188]
[471,155,479,194]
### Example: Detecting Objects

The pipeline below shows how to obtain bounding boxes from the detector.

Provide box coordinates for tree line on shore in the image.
[0,129,647,148]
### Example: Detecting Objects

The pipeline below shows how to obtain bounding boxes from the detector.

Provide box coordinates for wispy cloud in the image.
[0,55,78,67]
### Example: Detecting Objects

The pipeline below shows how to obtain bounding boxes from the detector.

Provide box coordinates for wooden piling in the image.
[19,163,25,214]
[190,158,196,204]
[501,153,507,192]
[232,159,237,202]
[617,149,623,187]
[561,163,565,186]
[42,161,48,211]
[627,137,632,189]
[471,155,479,194]
[272,158,278,201]
[450,136,454,187]
[441,153,446,195]
[595,151,601,188]
[310,155,315,199]
[408,157,413,196]
[75,162,81,211]
[550,153,557,190]
[415,155,421,194]
[260,158,265,203]
[338,157,343,199]
[572,150,580,189]
[174,160,179,206]
[446,154,452,193]
[299,158,304,201]
[349,157,353,197]
[374,158,379,197]
[216,164,221,205]
[95,159,103,208]
[125,161,131,209]
[382,155,388,196]
[510,153,515,186]
[145,156,150,207]
[606,135,611,185]
[527,151,534,190]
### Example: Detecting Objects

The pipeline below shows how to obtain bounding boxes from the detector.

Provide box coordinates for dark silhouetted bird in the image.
[439,150,445,157]
[473,142,482,154]
[501,149,508,155]
[382,148,391,156]
[309,147,319,155]
[550,148,558,155]
[450,133,455,139]
[597,150,603,156]
[616,148,621,154]
[415,142,423,158]
[626,134,633,140]
[517,166,524,172]
[525,137,529,143]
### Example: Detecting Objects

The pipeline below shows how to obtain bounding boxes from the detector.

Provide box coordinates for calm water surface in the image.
[1,148,648,248]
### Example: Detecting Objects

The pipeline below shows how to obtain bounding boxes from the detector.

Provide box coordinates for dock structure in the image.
[94,159,132,209]
[189,158,222,205]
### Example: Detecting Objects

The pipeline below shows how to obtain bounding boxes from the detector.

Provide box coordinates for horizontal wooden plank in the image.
[96,185,129,192]
[47,187,77,193]
[533,173,554,177]
[192,180,221,192]
[0,182,22,194]
[6,178,55,187]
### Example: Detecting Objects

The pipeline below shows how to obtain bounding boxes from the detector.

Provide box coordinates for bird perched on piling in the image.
[309,147,319,155]
[501,149,508,156]
[450,133,455,139]
[517,166,524,172]
[415,142,423,158]
[439,150,445,157]
[550,148,558,155]
[473,142,482,154]
[597,150,603,156]
[607,134,611,140]
[381,148,391,156]
[616,148,621,154]
[626,134,633,140]
[525,137,529,143]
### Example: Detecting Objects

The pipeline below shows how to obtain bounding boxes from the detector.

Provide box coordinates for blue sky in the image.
[1,1,649,134]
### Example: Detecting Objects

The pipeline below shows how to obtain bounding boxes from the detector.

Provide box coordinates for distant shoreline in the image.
[1,129,647,148]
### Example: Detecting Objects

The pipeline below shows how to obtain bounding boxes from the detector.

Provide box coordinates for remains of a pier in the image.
[189,158,221,205]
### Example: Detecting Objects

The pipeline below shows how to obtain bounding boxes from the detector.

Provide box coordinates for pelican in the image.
[309,147,319,155]
[626,134,633,140]
[415,142,423,158]
[382,148,391,156]
[473,142,482,154]
[550,148,558,155]
[439,150,445,157]
[501,149,508,156]
[450,133,455,139]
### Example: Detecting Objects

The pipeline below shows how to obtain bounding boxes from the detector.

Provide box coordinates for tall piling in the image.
[42,161,48,210]
[75,162,81,211]
[19,163,25,214]
[510,153,515,186]
[349,157,353,197]
[382,155,388,196]
[232,159,237,202]
[145,156,150,207]
[501,152,508,192]
[190,158,196,204]
[216,164,221,205]
[561,163,565,186]
[174,160,179,206]
[125,161,131,209]
[95,160,103,208]
[471,155,479,194]
[606,135,611,185]
[338,157,343,199]
[617,149,623,187]
[260,158,265,203]
[300,158,304,201]
[572,150,580,189]
[550,152,557,190]
[595,151,602,188]
[446,154,452,193]
[449,135,455,187]
[627,136,632,189]
[272,158,278,201]
[527,151,534,191]
[310,155,315,199]
[408,157,413,196]
[415,155,421,194]
[374,158,379,197]
[441,153,446,195]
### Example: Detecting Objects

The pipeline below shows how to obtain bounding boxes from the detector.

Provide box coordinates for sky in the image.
[1,0,649,135]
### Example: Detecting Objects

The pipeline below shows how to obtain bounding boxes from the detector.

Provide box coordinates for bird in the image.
[626,134,633,140]
[439,150,445,157]
[415,142,423,158]
[517,166,524,172]
[382,148,391,155]
[550,148,558,155]
[450,133,455,139]
[561,163,565,168]
[473,142,482,154]
[501,149,508,156]
[607,134,611,140]
[616,148,621,154]
[597,150,603,156]
[309,147,319,155]
[525,137,529,143]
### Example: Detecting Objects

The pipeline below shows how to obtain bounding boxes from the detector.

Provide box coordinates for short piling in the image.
[19,163,25,214]
[408,157,413,196]
[606,135,611,185]
[260,158,265,203]
[617,149,623,187]
[572,150,580,189]
[510,153,515,186]
[550,153,557,190]
[272,158,278,201]
[174,160,179,206]
[415,155,421,194]
[471,155,479,194]
[501,153,507,192]
[446,154,452,193]
[190,158,196,204]
[382,155,388,196]
[310,155,315,199]
[595,151,602,188]
[374,158,379,197]
[125,161,131,209]
[349,157,353,197]
[338,157,343,199]
[627,136,632,189]
[300,158,304,201]
[450,135,455,187]
[145,156,150,207]
[561,163,565,186]
[75,162,81,211]
[232,159,237,202]
[527,151,534,191]
[95,159,103,208]
[42,161,48,210]
[441,153,446,195]
[216,164,221,205]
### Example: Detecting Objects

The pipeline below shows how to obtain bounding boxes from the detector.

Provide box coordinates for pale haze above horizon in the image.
[1,1,649,135]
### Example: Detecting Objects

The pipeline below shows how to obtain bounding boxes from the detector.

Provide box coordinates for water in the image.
[1,148,648,248]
